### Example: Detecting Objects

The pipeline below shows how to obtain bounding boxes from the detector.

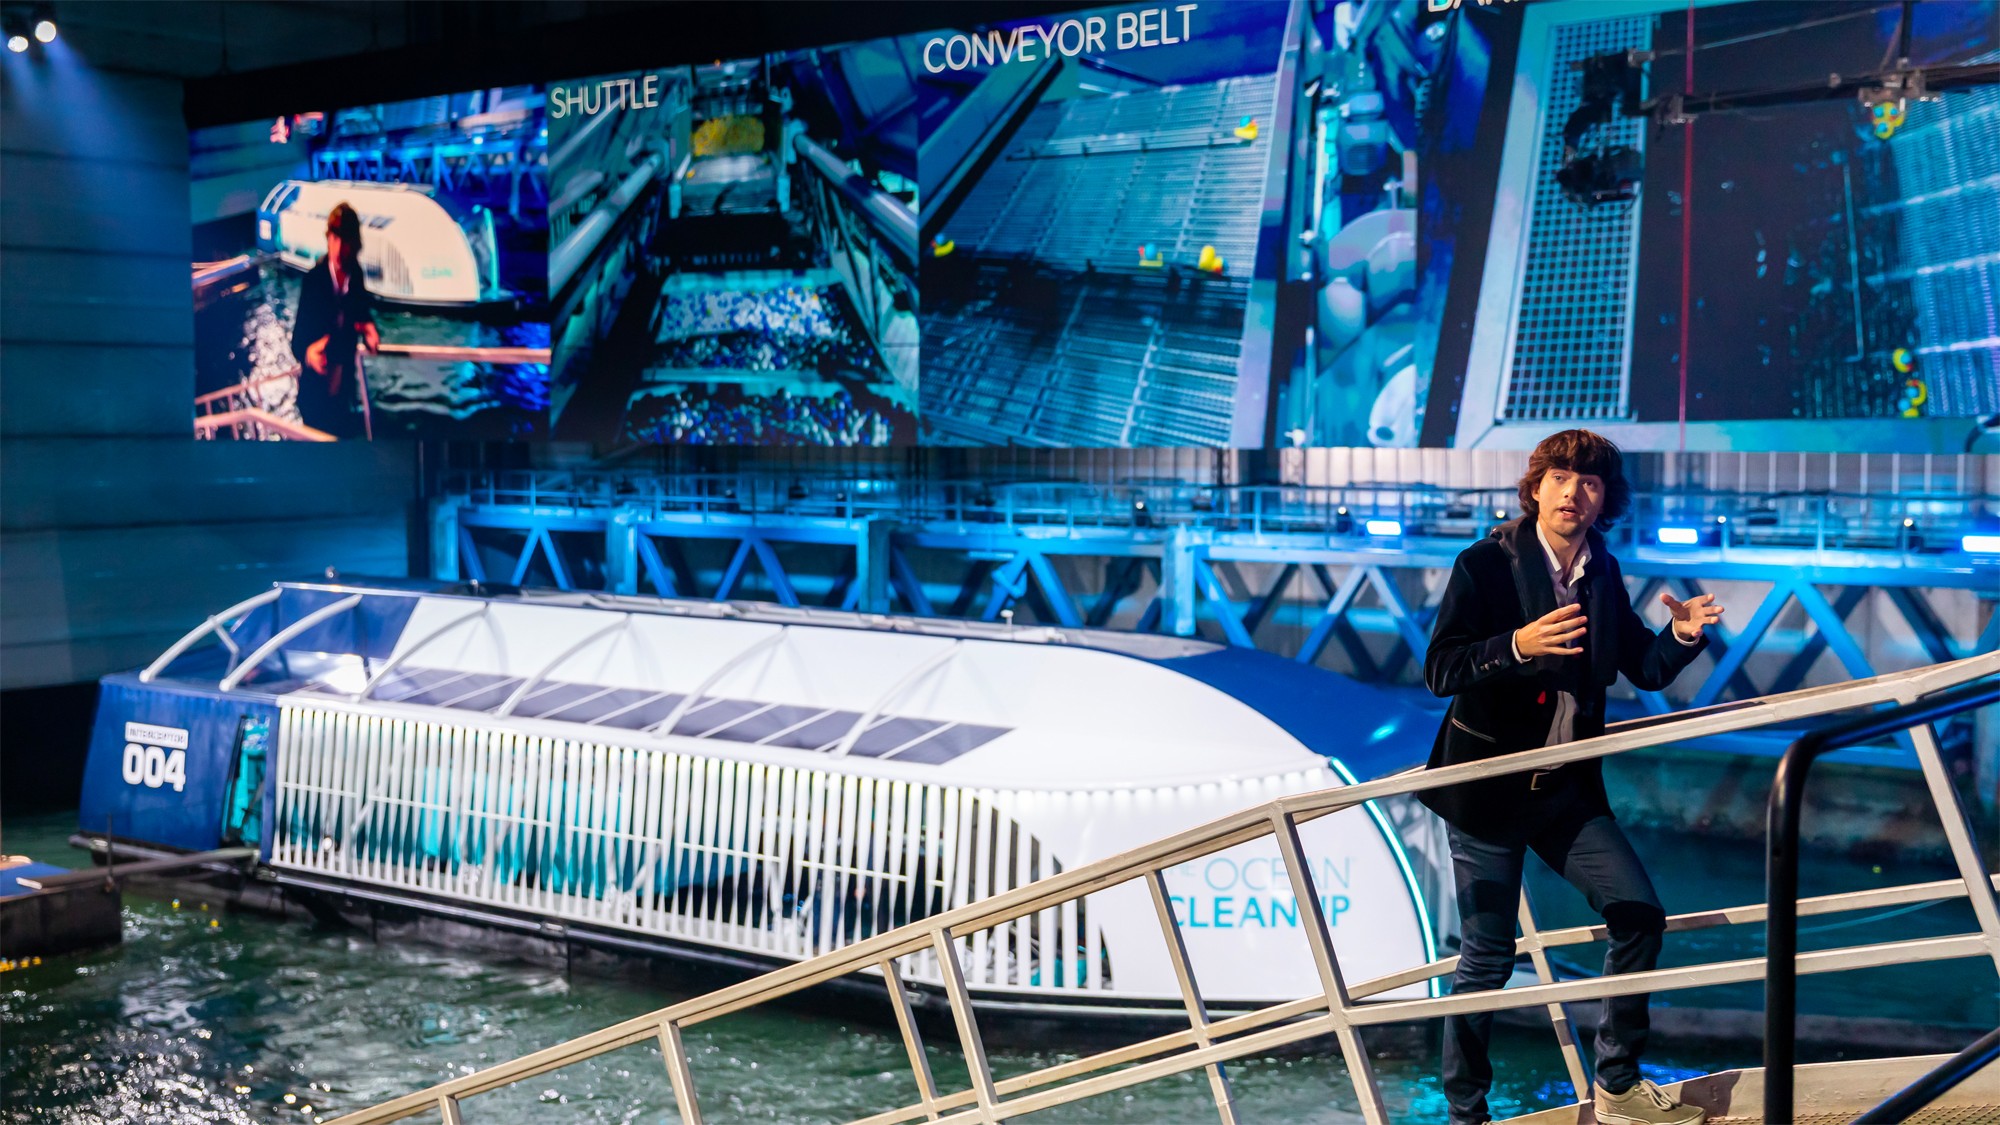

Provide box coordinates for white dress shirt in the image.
[1511,523,1696,749]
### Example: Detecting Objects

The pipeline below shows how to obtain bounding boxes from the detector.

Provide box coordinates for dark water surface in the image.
[3,810,1986,1124]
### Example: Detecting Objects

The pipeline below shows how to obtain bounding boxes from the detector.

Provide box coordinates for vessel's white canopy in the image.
[181,582,1438,790]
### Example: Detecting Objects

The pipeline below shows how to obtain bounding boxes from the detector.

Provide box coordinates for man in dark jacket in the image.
[289,201,379,439]
[1422,429,1723,1125]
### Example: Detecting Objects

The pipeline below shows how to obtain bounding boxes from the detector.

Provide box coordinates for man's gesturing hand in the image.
[1516,602,1587,659]
[1661,591,1725,641]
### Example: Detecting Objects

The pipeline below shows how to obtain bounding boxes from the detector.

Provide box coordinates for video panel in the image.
[188,1,1448,450]
[189,88,551,441]
[1414,0,2000,452]
[917,1,1296,447]
[545,53,920,446]
[542,1,1415,449]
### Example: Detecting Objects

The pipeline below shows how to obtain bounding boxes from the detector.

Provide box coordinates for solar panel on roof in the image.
[315,665,1010,767]
[886,722,1009,765]
[847,716,940,758]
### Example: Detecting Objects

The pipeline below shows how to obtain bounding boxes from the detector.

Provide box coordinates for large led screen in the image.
[186,0,1993,451]
[1415,0,2000,453]
[541,0,1383,449]
[189,87,551,441]
[545,59,920,445]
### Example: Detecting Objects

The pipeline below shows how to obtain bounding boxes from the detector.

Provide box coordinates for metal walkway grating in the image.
[1711,1109,2000,1125]
[923,75,1275,446]
[1501,14,1653,424]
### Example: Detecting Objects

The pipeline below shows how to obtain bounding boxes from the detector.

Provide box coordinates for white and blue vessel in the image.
[81,578,1443,1018]
[256,180,509,308]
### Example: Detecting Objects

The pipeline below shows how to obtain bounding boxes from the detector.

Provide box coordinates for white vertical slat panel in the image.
[1009,811,1028,987]
[725,758,751,932]
[267,707,1135,1001]
[885,779,910,937]
[704,756,728,932]
[665,751,693,939]
[833,774,861,952]
[771,763,801,957]
[740,762,768,944]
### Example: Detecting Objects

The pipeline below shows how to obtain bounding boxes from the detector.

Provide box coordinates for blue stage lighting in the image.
[6,35,26,53]
[1365,519,1402,537]
[1656,526,1700,546]
[1963,535,2000,554]
[33,19,54,43]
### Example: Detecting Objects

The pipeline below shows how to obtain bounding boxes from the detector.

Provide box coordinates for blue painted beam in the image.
[1692,580,1796,710]
[1883,586,1968,664]
[1088,557,1145,627]
[1301,564,1380,678]
[1789,581,1876,681]
[1769,586,1869,693]
[888,545,935,617]
[637,534,679,598]
[1024,552,1084,629]
[1190,557,1254,648]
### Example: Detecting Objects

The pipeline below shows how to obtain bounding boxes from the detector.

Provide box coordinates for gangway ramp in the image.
[327,651,2000,1125]
[1503,1055,2000,1124]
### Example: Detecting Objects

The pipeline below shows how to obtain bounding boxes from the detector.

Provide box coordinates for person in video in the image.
[290,201,379,439]
[1422,429,1724,1125]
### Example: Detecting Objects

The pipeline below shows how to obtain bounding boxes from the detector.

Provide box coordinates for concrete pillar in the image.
[606,510,640,596]
[855,518,898,615]
[429,497,462,581]
[1160,526,1202,637]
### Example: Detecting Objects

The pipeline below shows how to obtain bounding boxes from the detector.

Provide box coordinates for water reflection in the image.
[192,265,551,440]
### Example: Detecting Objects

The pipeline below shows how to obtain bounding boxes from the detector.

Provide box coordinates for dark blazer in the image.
[1418,517,1707,842]
[289,257,375,369]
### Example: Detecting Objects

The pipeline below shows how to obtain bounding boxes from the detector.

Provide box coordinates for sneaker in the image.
[1594,1079,1705,1125]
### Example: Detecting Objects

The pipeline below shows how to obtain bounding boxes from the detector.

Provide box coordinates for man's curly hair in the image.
[1516,429,1631,529]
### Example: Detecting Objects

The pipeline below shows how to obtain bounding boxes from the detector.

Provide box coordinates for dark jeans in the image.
[1442,814,1666,1124]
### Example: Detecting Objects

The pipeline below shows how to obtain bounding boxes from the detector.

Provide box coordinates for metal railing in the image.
[441,468,2000,559]
[1764,676,2000,1121]
[327,651,2000,1125]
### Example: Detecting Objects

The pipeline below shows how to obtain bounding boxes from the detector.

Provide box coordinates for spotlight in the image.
[32,18,52,42]
[6,35,25,53]
[1964,535,2000,554]
[1715,515,1728,524]
[1364,519,1403,538]
[1494,508,1508,520]
[1656,527,1699,546]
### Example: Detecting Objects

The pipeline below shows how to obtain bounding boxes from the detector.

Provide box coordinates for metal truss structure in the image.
[436,470,1998,739]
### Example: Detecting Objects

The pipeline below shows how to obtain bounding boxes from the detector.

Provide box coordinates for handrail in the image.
[494,615,630,717]
[326,651,2000,1125]
[648,626,788,737]
[354,604,491,702]
[1852,1023,2000,1124]
[830,639,961,757]
[192,407,338,442]
[1764,675,2000,1123]
[219,595,364,693]
[140,588,284,683]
